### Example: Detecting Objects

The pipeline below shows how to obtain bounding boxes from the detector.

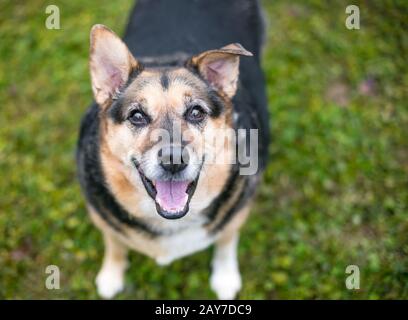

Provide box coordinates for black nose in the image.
[158,145,189,174]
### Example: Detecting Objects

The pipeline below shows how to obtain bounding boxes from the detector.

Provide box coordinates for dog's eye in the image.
[128,110,149,127]
[185,105,206,123]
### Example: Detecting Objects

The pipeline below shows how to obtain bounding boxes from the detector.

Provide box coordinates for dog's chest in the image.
[121,214,216,265]
[155,225,216,265]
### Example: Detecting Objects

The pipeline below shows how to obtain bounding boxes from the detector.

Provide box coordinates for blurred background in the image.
[0,0,407,299]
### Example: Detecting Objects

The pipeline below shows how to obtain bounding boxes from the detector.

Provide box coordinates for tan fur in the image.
[99,141,145,218]
[88,204,167,259]
[216,206,250,246]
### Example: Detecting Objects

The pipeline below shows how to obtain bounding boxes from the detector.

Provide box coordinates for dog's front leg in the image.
[96,232,128,299]
[210,232,242,300]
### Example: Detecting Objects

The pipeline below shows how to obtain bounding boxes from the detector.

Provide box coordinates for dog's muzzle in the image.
[132,146,202,220]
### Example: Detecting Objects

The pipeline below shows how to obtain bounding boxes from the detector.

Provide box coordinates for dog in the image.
[77,0,269,299]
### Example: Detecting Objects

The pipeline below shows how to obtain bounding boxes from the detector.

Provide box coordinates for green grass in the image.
[0,0,407,299]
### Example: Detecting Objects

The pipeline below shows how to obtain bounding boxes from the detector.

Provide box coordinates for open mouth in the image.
[132,158,200,219]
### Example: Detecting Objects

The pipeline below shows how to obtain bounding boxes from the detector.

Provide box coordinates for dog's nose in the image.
[158,145,189,174]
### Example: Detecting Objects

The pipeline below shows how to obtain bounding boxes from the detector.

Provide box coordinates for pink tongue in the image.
[155,181,189,213]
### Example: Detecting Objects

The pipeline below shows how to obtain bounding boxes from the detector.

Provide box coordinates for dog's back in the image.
[124,0,265,58]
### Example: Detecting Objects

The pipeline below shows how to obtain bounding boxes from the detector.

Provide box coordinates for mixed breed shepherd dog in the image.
[77,0,269,299]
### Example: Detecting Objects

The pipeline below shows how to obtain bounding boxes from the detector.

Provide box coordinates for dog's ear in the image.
[190,43,253,98]
[89,24,139,106]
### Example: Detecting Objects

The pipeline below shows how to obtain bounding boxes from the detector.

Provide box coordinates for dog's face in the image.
[89,25,252,219]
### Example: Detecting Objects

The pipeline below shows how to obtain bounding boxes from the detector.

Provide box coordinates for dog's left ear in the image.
[89,24,139,106]
[190,43,253,98]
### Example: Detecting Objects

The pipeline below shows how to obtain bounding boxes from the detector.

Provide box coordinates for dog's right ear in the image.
[89,24,139,106]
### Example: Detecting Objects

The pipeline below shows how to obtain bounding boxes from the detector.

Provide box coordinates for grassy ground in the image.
[0,0,407,299]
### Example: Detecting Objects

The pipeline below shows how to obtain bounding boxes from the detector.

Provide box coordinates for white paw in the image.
[96,268,125,299]
[210,269,242,300]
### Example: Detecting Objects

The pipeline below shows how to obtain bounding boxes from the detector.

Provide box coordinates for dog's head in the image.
[89,25,252,220]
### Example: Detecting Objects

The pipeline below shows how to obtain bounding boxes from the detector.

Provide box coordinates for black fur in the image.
[160,72,170,90]
[77,0,270,236]
[108,97,126,124]
[206,90,224,118]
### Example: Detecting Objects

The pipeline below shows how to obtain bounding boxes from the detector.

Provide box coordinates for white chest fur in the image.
[115,211,217,266]
[155,225,216,265]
